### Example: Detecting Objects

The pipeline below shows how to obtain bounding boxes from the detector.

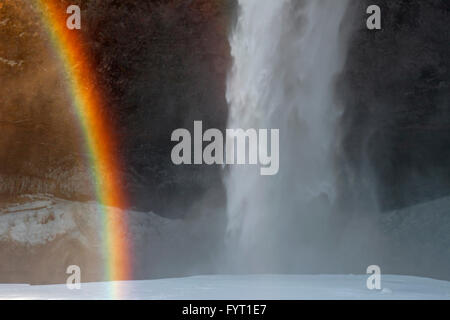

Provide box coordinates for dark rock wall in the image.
[1,0,449,216]
[0,0,234,218]
[85,0,234,217]
[339,0,450,211]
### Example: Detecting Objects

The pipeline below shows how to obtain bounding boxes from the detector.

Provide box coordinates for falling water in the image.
[225,0,351,273]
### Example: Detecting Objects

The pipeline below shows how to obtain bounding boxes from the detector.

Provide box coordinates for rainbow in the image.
[35,0,132,289]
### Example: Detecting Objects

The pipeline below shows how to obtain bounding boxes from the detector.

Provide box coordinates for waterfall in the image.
[225,0,351,273]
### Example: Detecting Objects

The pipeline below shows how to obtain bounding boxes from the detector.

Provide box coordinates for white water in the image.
[225,0,351,272]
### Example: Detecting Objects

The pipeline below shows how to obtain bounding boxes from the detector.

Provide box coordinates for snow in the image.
[0,195,449,297]
[0,195,220,284]
[0,196,88,244]
[0,274,449,300]
[0,195,174,246]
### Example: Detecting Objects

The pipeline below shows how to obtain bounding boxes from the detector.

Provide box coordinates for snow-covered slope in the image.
[0,195,222,283]
[378,196,450,280]
[0,275,449,300]
[0,194,449,284]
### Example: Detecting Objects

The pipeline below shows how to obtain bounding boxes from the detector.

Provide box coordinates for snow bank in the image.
[0,194,448,284]
[378,196,450,279]
[0,195,221,283]
[0,274,449,300]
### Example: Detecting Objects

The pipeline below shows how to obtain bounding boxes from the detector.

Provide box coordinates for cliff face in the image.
[83,0,234,216]
[0,0,233,217]
[339,0,450,211]
[0,1,92,200]
[1,1,449,216]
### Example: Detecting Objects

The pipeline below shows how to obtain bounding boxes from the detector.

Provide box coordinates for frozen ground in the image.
[0,274,449,300]
[0,195,449,292]
[0,195,219,283]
